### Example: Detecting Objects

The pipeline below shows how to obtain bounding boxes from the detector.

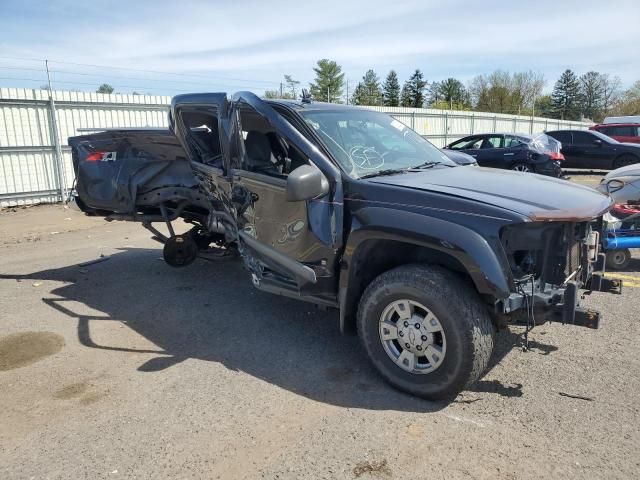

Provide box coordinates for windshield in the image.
[300,109,456,178]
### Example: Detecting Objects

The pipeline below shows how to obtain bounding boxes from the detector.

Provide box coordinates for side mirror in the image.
[286,165,329,202]
[593,139,603,146]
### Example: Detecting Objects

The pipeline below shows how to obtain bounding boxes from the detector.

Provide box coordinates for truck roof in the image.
[266,99,367,112]
[602,115,640,125]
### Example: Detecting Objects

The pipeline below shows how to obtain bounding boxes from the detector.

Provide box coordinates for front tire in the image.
[357,265,494,401]
[606,249,631,270]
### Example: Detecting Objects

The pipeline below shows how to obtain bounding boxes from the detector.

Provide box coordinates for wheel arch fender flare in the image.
[338,207,512,333]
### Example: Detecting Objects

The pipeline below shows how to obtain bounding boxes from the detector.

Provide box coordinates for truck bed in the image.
[69,129,203,216]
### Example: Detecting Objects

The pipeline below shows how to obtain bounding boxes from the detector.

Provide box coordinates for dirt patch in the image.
[53,381,89,399]
[353,459,392,478]
[0,332,64,371]
[79,392,106,405]
[0,204,107,246]
[53,380,107,405]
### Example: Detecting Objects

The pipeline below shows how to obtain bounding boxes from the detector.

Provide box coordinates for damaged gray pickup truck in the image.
[70,91,622,400]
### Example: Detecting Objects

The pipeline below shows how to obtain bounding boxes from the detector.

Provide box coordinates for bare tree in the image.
[579,71,606,121]
[469,75,490,111]
[512,71,545,114]
[284,75,300,99]
[601,74,622,117]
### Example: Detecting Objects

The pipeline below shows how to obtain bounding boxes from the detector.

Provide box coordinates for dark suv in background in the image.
[590,123,640,144]
[546,129,640,169]
[444,133,563,176]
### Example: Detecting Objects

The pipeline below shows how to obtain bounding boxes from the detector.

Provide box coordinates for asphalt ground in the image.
[1,173,639,479]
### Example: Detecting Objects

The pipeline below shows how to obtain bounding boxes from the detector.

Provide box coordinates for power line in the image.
[0,55,313,86]
[0,76,47,84]
[48,69,282,89]
[0,55,318,96]
[15,56,301,86]
[0,65,49,73]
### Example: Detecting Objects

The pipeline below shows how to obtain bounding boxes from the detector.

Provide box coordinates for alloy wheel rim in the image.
[514,165,530,172]
[379,299,446,374]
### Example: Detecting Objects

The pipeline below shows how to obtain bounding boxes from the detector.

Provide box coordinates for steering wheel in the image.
[349,145,384,170]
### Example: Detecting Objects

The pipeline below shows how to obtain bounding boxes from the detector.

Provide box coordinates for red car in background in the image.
[590,123,640,144]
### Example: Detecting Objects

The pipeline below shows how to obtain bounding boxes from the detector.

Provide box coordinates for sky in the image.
[1,0,639,96]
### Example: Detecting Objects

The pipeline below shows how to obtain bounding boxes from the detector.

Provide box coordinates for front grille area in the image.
[501,221,590,287]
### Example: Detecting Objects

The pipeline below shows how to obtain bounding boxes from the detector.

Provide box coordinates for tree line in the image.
[265,59,640,123]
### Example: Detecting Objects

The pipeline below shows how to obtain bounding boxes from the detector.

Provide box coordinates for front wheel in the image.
[357,265,494,401]
[606,249,631,270]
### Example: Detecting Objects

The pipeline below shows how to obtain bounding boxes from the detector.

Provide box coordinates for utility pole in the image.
[327,86,330,103]
[530,94,536,134]
[346,80,349,105]
[45,60,67,203]
[280,82,283,98]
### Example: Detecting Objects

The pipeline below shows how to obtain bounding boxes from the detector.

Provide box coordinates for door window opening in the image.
[237,102,307,177]
[181,110,223,167]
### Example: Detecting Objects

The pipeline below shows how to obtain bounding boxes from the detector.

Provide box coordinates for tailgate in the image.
[69,129,197,214]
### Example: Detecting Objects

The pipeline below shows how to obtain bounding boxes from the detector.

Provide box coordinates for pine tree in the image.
[359,69,383,105]
[403,69,427,107]
[382,70,400,106]
[309,59,345,103]
[351,82,367,105]
[436,78,469,109]
[400,83,412,107]
[551,69,581,120]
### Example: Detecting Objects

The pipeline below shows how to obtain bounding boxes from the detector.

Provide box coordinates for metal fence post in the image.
[444,111,449,146]
[470,113,474,134]
[45,60,67,202]
[411,111,415,130]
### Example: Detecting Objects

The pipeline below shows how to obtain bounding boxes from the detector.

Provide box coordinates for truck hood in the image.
[368,166,613,221]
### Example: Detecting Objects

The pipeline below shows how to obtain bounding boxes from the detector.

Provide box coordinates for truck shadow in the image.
[2,247,525,411]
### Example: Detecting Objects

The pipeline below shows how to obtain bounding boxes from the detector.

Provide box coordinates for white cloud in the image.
[1,0,639,92]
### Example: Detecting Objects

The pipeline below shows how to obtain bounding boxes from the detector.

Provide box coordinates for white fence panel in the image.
[0,88,170,207]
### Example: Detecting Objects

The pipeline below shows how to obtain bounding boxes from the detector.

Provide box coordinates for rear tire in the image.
[357,264,494,401]
[606,249,631,270]
[511,163,532,173]
[614,155,639,169]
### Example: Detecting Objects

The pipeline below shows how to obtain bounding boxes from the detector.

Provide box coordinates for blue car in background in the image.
[443,132,563,177]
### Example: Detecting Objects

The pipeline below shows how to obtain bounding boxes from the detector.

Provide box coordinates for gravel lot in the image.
[1,175,639,479]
